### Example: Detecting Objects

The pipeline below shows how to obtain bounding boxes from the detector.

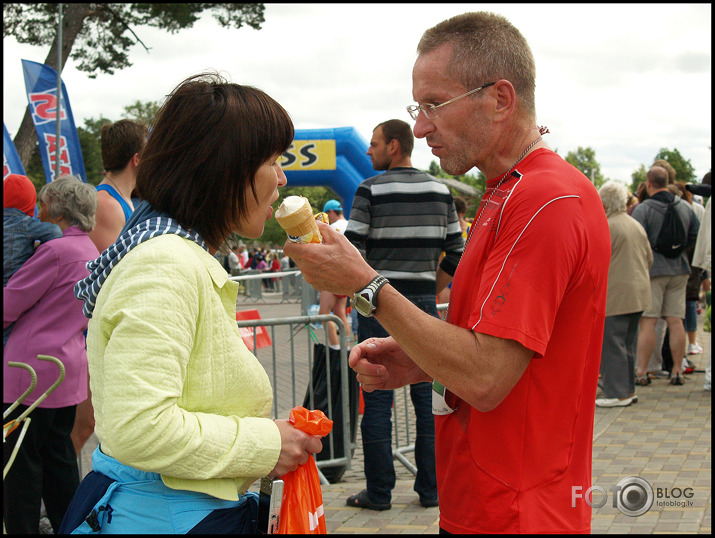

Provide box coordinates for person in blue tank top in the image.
[73,119,148,458]
[88,119,148,254]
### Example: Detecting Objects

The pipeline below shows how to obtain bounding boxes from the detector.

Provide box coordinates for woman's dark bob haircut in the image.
[136,72,294,249]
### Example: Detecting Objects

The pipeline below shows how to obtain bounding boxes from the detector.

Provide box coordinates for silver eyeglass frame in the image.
[407,82,496,120]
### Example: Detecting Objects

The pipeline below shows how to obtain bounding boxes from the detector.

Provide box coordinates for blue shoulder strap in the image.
[95,184,133,221]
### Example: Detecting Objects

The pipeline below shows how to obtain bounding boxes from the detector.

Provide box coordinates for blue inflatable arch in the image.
[280,127,378,218]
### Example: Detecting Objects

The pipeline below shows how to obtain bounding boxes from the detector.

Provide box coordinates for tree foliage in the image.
[630,164,647,194]
[3,3,265,76]
[629,147,698,194]
[4,3,266,167]
[122,99,162,125]
[565,146,605,188]
[653,147,696,183]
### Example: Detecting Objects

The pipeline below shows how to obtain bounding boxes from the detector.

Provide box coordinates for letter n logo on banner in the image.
[21,59,86,183]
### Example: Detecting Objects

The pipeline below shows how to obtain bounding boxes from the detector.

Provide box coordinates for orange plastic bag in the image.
[277,406,333,534]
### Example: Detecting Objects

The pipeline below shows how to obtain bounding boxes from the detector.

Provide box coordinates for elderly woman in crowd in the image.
[61,73,322,534]
[596,180,653,407]
[3,175,99,534]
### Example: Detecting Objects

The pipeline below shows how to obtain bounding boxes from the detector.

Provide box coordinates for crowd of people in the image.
[2,9,711,535]
[224,243,291,291]
[596,168,710,407]
[4,175,99,533]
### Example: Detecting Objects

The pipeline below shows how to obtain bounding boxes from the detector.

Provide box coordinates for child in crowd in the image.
[3,174,63,348]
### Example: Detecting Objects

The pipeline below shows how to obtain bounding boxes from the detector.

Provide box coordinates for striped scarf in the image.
[74,201,207,319]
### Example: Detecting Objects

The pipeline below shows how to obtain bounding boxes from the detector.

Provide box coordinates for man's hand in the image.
[283,221,376,296]
[348,336,431,391]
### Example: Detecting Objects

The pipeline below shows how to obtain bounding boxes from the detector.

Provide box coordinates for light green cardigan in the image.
[87,234,281,501]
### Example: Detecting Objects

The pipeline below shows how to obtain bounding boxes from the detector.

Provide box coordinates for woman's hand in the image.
[269,419,324,478]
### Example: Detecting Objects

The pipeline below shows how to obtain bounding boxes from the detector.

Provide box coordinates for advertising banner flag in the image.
[21,59,86,183]
[3,123,26,180]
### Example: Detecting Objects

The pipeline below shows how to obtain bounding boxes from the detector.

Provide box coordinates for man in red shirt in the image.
[284,11,610,533]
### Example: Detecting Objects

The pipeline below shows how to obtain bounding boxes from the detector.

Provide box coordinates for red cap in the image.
[3,174,37,217]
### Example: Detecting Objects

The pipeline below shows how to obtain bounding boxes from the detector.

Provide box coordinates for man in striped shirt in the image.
[342,119,464,511]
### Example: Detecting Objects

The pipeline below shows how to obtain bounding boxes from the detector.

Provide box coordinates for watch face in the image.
[354,294,372,316]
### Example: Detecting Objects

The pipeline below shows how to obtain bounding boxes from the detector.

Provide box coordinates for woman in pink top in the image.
[3,175,99,534]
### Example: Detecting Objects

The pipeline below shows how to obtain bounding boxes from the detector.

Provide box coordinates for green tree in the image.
[629,147,698,195]
[4,3,266,167]
[122,99,162,125]
[78,124,105,186]
[565,146,606,188]
[630,164,647,194]
[653,147,696,182]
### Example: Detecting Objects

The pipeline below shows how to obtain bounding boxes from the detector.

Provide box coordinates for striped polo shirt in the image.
[345,167,464,295]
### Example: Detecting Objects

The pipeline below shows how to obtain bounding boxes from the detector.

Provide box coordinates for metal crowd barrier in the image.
[230,269,302,303]
[236,312,352,485]
[236,295,451,481]
[391,302,449,475]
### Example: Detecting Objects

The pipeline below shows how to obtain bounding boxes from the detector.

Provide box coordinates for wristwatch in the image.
[353,275,389,317]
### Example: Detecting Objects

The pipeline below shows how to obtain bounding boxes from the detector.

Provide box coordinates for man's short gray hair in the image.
[598,180,628,215]
[39,175,97,232]
[417,12,537,117]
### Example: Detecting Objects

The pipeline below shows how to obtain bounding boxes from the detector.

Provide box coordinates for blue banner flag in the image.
[21,59,86,183]
[3,123,26,179]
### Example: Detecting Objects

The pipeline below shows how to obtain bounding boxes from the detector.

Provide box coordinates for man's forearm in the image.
[373,285,532,412]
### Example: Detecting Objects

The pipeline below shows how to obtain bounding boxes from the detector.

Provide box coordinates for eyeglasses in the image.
[406,82,496,120]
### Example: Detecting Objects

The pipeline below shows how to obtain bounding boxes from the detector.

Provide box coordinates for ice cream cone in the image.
[275,196,323,243]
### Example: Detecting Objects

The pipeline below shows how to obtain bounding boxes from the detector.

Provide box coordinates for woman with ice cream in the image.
[62,73,322,534]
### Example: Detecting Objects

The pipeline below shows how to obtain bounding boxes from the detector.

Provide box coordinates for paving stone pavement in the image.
[322,341,711,534]
[72,290,710,534]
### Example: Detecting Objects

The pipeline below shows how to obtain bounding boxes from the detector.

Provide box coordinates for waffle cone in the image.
[275,196,322,243]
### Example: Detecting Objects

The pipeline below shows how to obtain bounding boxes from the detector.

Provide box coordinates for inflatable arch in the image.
[279,127,378,218]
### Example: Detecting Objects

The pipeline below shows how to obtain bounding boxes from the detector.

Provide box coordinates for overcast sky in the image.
[3,3,712,184]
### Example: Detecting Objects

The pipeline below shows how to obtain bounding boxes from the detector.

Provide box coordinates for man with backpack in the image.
[632,165,700,387]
